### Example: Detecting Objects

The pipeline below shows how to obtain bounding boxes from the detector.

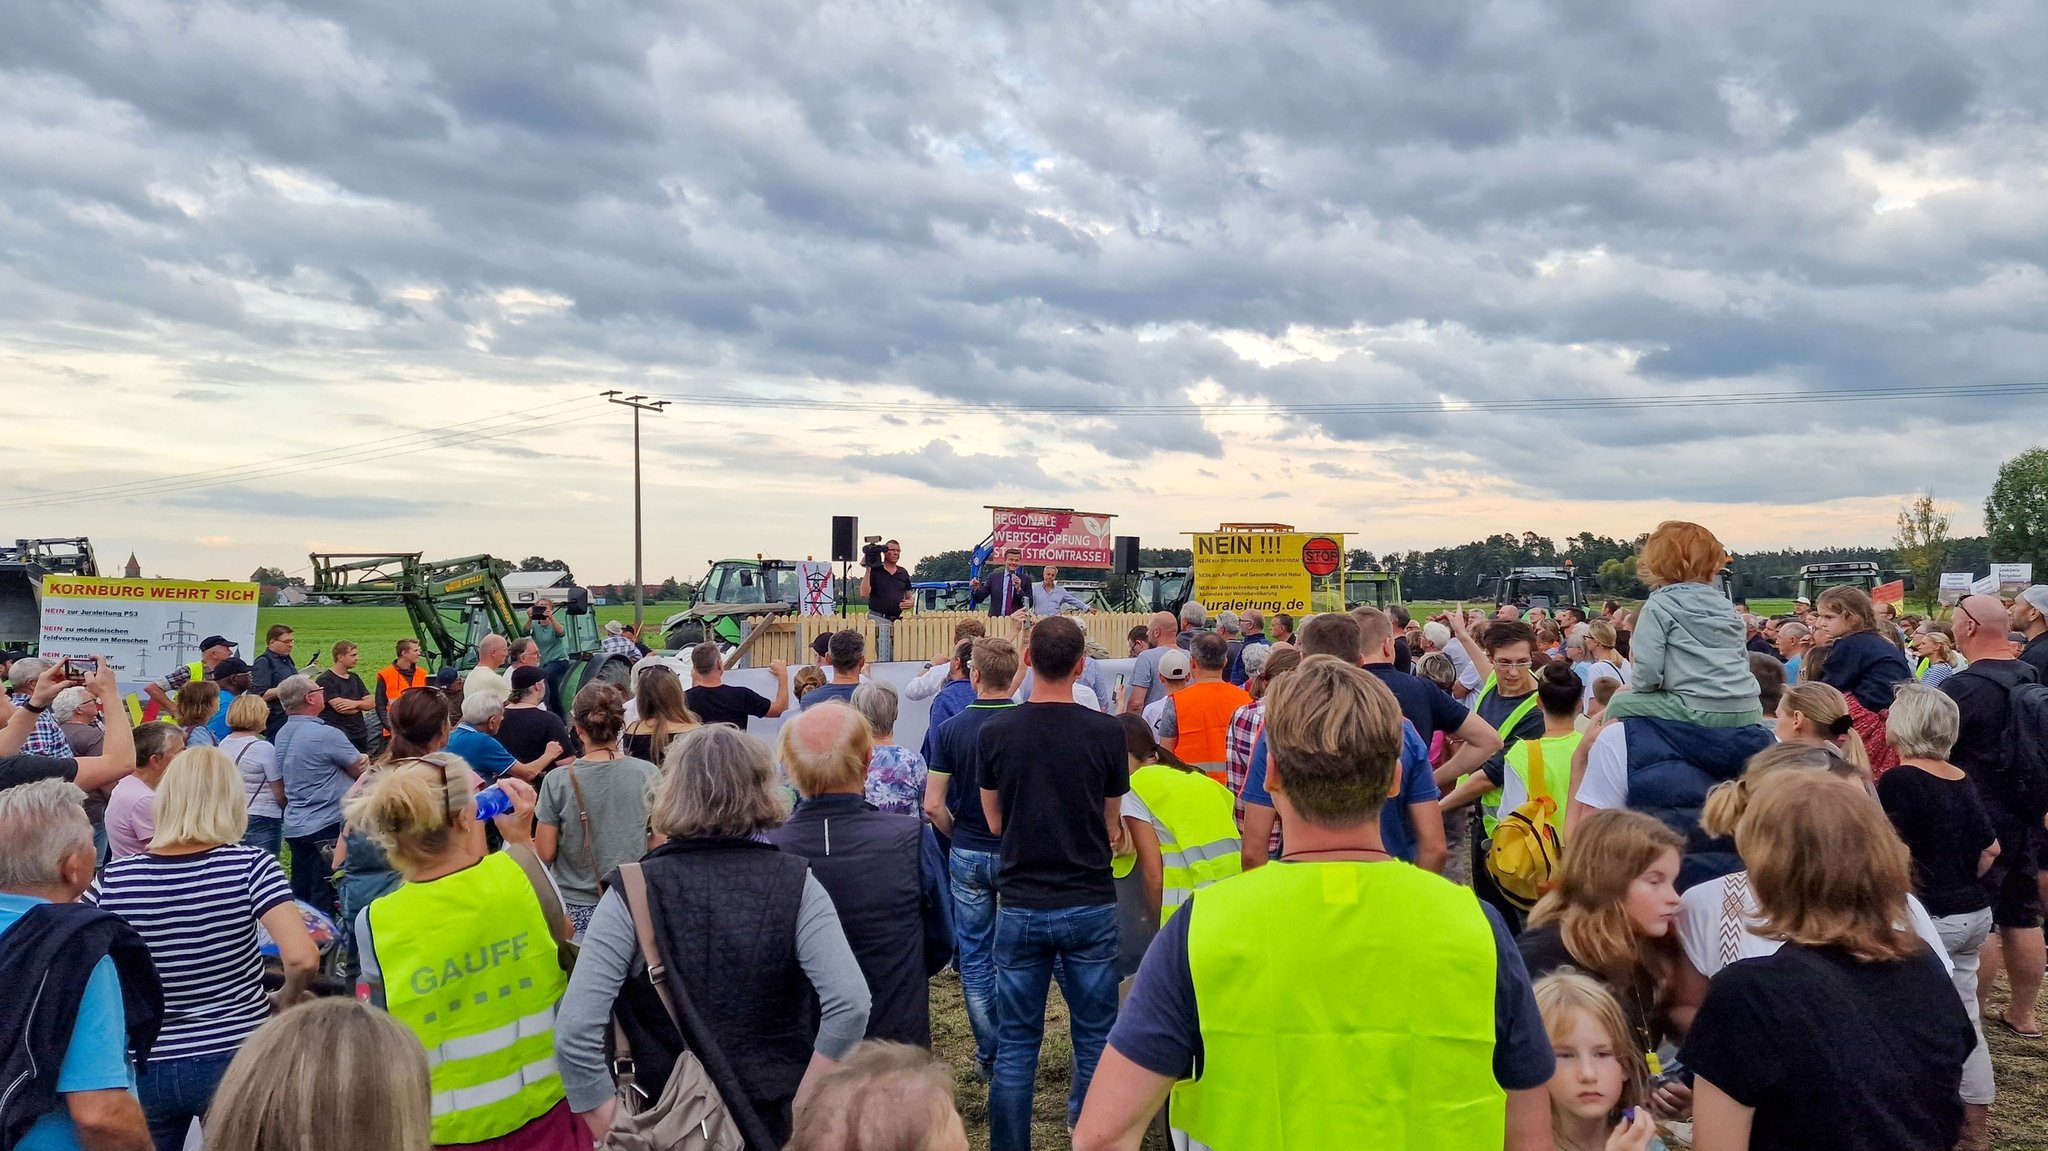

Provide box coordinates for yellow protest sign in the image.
[1191,532,1346,615]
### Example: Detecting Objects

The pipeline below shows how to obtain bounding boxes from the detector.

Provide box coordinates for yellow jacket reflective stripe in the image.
[1129,764,1242,923]
[1172,862,1503,1149]
[368,851,568,1144]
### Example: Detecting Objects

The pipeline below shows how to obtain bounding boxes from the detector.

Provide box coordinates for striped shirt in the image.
[87,844,295,1059]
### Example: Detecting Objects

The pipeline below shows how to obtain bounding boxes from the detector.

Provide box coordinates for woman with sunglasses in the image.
[344,744,583,1149]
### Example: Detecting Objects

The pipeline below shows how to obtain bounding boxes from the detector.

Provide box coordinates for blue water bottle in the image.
[473,784,514,821]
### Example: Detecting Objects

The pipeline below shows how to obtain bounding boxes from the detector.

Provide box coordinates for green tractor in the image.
[1344,571,1404,611]
[308,553,637,695]
[658,558,810,651]
[1795,561,1912,603]
[1479,566,1596,613]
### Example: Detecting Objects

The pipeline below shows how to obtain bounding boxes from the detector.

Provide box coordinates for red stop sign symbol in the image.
[1301,537,1341,576]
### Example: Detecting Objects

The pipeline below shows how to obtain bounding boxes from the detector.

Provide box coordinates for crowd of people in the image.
[4,521,2048,1151]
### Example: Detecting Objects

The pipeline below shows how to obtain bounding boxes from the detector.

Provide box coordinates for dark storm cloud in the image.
[3,0,2045,507]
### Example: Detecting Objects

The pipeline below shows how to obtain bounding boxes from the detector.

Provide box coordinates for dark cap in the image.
[210,657,252,680]
[0,649,28,665]
[811,632,833,657]
[198,635,237,653]
[511,665,549,694]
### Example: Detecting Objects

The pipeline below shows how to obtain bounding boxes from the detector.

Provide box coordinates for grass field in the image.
[929,970,2048,1150]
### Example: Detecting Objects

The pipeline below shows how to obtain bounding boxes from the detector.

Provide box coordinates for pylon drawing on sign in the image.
[160,612,201,666]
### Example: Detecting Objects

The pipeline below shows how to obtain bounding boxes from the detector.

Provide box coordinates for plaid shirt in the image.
[9,693,76,758]
[600,635,642,659]
[1225,699,1283,857]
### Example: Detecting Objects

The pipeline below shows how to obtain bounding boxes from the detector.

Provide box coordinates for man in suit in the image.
[972,547,1033,618]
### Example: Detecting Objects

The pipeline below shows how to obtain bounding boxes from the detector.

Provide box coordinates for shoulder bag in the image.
[602,861,747,1151]
[503,841,578,971]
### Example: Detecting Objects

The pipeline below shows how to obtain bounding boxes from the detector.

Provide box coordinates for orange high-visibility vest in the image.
[1172,680,1253,782]
[377,663,429,734]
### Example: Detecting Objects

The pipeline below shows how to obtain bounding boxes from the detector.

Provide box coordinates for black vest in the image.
[609,837,814,1149]
[770,794,930,1046]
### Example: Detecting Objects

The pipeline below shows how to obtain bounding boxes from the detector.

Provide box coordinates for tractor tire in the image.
[580,653,636,695]
[664,618,712,650]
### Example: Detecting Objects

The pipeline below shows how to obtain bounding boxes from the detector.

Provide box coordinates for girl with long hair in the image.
[1517,810,1687,1064]
[175,678,222,748]
[205,1000,432,1151]
[621,665,697,763]
[1535,972,1664,1151]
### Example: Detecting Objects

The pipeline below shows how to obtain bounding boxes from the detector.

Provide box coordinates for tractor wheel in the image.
[664,618,712,650]
[581,653,636,694]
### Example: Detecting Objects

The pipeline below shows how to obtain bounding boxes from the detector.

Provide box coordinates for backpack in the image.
[1997,671,2048,818]
[1487,739,1564,911]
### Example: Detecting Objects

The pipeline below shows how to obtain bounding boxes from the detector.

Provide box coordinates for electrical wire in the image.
[643,379,2048,416]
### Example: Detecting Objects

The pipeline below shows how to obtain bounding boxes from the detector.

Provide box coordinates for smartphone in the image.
[63,656,99,680]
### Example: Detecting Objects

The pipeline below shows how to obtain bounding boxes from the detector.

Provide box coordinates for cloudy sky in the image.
[6,0,2045,583]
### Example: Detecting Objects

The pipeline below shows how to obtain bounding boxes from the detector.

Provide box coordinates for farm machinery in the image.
[0,537,100,649]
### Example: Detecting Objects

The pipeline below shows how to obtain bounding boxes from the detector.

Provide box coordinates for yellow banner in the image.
[1191,532,1346,615]
[40,576,262,604]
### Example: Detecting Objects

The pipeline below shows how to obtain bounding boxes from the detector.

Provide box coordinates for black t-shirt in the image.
[1877,765,1996,917]
[1516,922,1663,1052]
[1474,683,1546,786]
[2024,633,2048,678]
[685,684,772,728]
[865,565,913,621]
[1680,943,1971,1151]
[316,670,370,749]
[1393,635,1413,675]
[1366,664,1471,744]
[1941,661,2039,813]
[495,706,574,768]
[0,755,78,791]
[978,702,1130,909]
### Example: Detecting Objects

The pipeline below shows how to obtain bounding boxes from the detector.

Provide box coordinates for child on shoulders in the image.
[1601,522,1762,729]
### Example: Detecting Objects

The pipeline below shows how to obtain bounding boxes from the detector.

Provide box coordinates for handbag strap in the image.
[566,765,602,885]
[1719,872,1749,969]
[615,861,782,1151]
[504,842,576,970]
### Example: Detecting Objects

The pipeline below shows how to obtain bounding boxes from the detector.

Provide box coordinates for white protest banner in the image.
[1994,563,2035,596]
[38,575,260,681]
[797,561,836,616]
[1938,572,1973,606]
[1971,574,2000,597]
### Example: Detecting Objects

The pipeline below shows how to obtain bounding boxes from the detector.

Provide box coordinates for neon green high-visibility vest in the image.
[369,852,569,1145]
[1500,731,1581,841]
[1129,764,1242,923]
[1171,861,1504,1149]
[1466,675,1542,833]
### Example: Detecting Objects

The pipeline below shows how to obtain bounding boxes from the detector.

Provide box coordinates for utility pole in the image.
[602,391,668,633]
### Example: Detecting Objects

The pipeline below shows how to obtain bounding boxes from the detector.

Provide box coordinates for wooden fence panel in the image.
[731,611,1155,666]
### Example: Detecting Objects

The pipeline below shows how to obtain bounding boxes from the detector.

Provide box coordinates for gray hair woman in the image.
[850,680,926,816]
[51,685,107,757]
[554,725,869,1147]
[1879,684,1998,1138]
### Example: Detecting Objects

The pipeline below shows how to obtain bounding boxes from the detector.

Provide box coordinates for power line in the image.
[642,379,2048,417]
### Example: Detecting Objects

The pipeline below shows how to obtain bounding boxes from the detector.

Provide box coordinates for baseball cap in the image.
[210,657,251,680]
[1795,596,1811,606]
[1157,649,1192,681]
[199,635,237,653]
[2020,585,2048,616]
[511,665,548,694]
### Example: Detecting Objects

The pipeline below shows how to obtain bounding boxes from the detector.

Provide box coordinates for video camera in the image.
[861,535,887,568]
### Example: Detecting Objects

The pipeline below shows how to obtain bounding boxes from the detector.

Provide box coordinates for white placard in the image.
[1972,574,2000,597]
[38,575,260,681]
[797,561,835,616]
[1994,563,2035,595]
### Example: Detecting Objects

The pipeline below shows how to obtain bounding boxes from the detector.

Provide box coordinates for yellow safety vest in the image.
[1500,731,1581,841]
[1468,675,1542,833]
[1129,764,1242,924]
[1172,861,1504,1149]
[368,852,569,1145]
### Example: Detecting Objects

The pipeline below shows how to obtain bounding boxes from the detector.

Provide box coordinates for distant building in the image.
[124,552,141,579]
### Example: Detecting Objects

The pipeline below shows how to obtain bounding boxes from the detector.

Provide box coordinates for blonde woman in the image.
[1680,773,1975,1151]
[218,693,284,854]
[1774,682,1871,777]
[87,746,319,1151]
[1910,628,1966,689]
[205,999,432,1151]
[345,759,584,1149]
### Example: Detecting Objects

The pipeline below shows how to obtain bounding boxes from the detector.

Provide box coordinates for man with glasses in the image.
[274,673,369,917]
[859,539,914,662]
[1942,595,2048,1040]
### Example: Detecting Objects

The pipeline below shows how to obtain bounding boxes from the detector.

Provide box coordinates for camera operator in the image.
[858,539,914,662]
[526,597,573,715]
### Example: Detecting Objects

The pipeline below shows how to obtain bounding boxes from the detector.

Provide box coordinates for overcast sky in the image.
[7,0,2044,582]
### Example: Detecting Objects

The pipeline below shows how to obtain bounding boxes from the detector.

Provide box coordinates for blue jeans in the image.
[242,814,283,856]
[284,821,341,921]
[949,847,1001,1072]
[988,902,1120,1151]
[138,1051,237,1151]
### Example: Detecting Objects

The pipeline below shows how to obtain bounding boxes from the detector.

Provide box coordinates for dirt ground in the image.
[931,968,2048,1150]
